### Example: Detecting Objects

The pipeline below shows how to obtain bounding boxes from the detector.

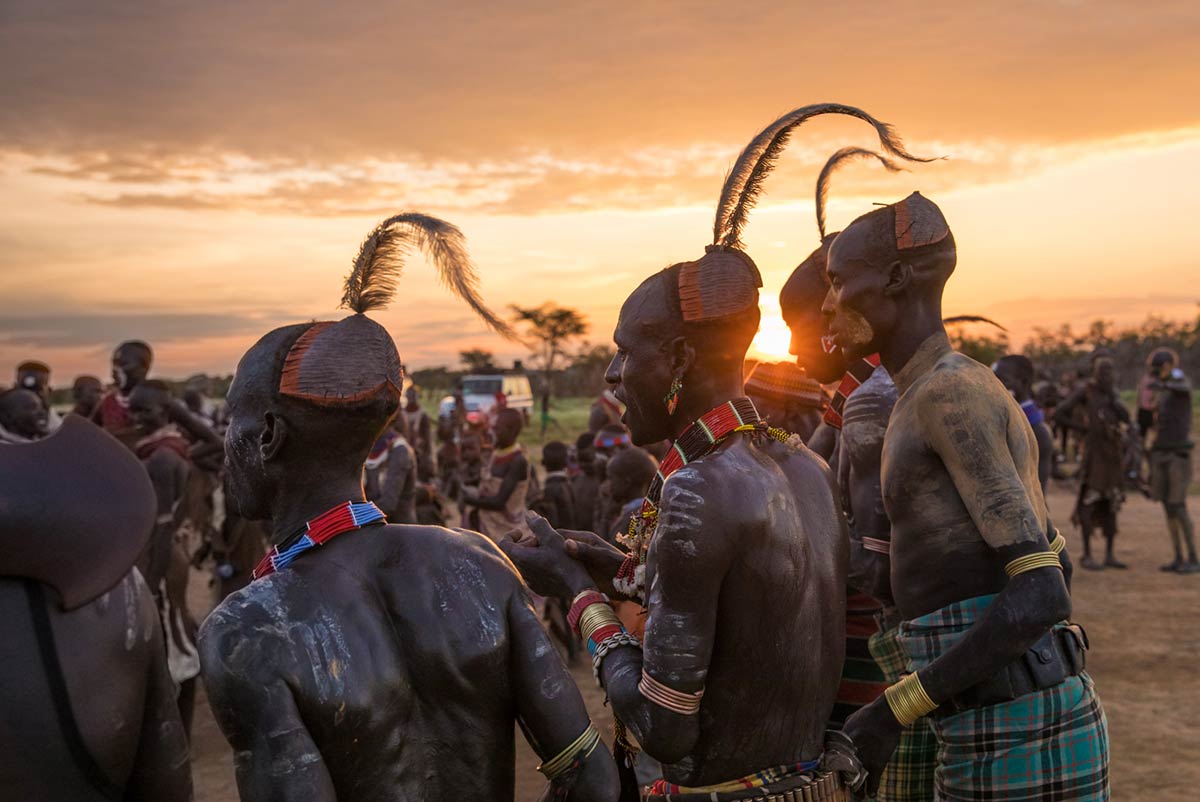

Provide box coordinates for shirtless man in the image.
[0,416,191,801]
[1053,357,1130,570]
[826,193,1107,800]
[461,407,533,541]
[199,212,617,802]
[501,246,848,800]
[93,341,153,446]
[777,153,909,775]
[94,341,222,455]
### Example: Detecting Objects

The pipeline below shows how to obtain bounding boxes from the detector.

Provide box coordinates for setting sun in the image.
[749,300,795,363]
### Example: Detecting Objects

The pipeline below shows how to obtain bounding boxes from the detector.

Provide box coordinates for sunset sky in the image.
[2,1,1198,383]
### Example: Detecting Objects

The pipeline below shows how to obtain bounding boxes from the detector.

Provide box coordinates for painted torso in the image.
[201,525,529,801]
[882,341,1047,620]
[643,437,845,784]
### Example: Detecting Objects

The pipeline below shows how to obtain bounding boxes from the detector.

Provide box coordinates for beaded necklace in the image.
[614,398,790,591]
[252,500,387,580]
[822,354,881,429]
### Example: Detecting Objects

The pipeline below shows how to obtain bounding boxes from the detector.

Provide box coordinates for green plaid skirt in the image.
[868,624,937,802]
[898,595,1110,801]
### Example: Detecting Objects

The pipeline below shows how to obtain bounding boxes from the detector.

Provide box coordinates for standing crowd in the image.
[1,102,1194,802]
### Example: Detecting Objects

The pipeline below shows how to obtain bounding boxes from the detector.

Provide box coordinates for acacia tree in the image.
[509,303,588,399]
[459,349,497,373]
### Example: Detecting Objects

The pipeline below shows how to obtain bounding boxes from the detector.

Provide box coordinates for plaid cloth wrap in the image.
[898,594,1110,801]
[830,590,889,726]
[867,624,937,802]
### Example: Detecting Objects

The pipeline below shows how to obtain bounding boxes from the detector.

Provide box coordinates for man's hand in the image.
[563,530,628,598]
[841,695,904,799]
[497,512,596,600]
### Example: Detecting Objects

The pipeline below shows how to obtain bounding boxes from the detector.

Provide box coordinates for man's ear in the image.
[260,410,288,462]
[668,335,696,379]
[883,259,912,296]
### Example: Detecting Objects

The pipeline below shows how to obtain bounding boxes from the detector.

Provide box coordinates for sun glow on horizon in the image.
[749,300,795,363]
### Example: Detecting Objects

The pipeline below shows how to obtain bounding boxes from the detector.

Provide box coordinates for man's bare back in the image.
[882,339,1048,618]
[640,436,845,783]
[0,569,192,801]
[201,523,597,801]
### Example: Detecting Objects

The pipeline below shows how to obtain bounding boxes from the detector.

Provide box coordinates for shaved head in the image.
[780,237,845,384]
[223,323,400,520]
[824,194,957,361]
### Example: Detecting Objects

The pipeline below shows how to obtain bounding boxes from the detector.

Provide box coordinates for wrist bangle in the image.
[1005,551,1063,578]
[638,670,704,715]
[884,672,937,726]
[567,590,608,635]
[578,603,622,645]
[1049,531,1066,555]
[537,723,601,781]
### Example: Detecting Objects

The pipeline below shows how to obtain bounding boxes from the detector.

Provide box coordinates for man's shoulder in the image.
[667,438,798,509]
[198,576,301,686]
[911,350,1004,408]
[379,523,522,585]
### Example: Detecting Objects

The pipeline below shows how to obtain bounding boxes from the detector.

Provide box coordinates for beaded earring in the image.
[664,376,682,415]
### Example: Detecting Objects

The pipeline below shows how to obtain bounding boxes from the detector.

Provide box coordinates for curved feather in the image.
[816,147,905,240]
[943,315,1007,332]
[714,103,937,249]
[343,212,518,340]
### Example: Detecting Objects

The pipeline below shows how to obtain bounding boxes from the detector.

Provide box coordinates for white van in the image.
[440,373,535,422]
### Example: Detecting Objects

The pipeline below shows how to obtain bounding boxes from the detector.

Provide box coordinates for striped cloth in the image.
[829,590,888,726]
[868,624,937,802]
[898,594,1110,801]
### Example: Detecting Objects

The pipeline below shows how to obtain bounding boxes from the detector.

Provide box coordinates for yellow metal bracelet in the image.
[1005,551,1063,578]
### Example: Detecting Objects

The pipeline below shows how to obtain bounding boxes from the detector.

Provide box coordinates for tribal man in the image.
[0,416,192,801]
[827,192,1107,800]
[402,385,435,481]
[129,380,203,733]
[461,406,533,541]
[94,341,222,455]
[0,387,50,444]
[1053,357,1130,570]
[93,340,153,447]
[500,103,929,802]
[71,375,104,419]
[16,360,64,431]
[536,440,577,530]
[363,413,419,524]
[780,147,936,802]
[199,212,618,802]
[1146,348,1198,573]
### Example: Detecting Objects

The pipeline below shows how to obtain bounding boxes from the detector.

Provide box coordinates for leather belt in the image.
[643,770,848,802]
[934,624,1089,717]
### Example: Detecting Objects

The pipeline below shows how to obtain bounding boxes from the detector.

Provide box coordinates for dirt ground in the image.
[187,486,1200,801]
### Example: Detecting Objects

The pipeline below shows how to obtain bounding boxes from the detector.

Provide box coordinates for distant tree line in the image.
[47,308,1196,405]
[948,310,1200,387]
